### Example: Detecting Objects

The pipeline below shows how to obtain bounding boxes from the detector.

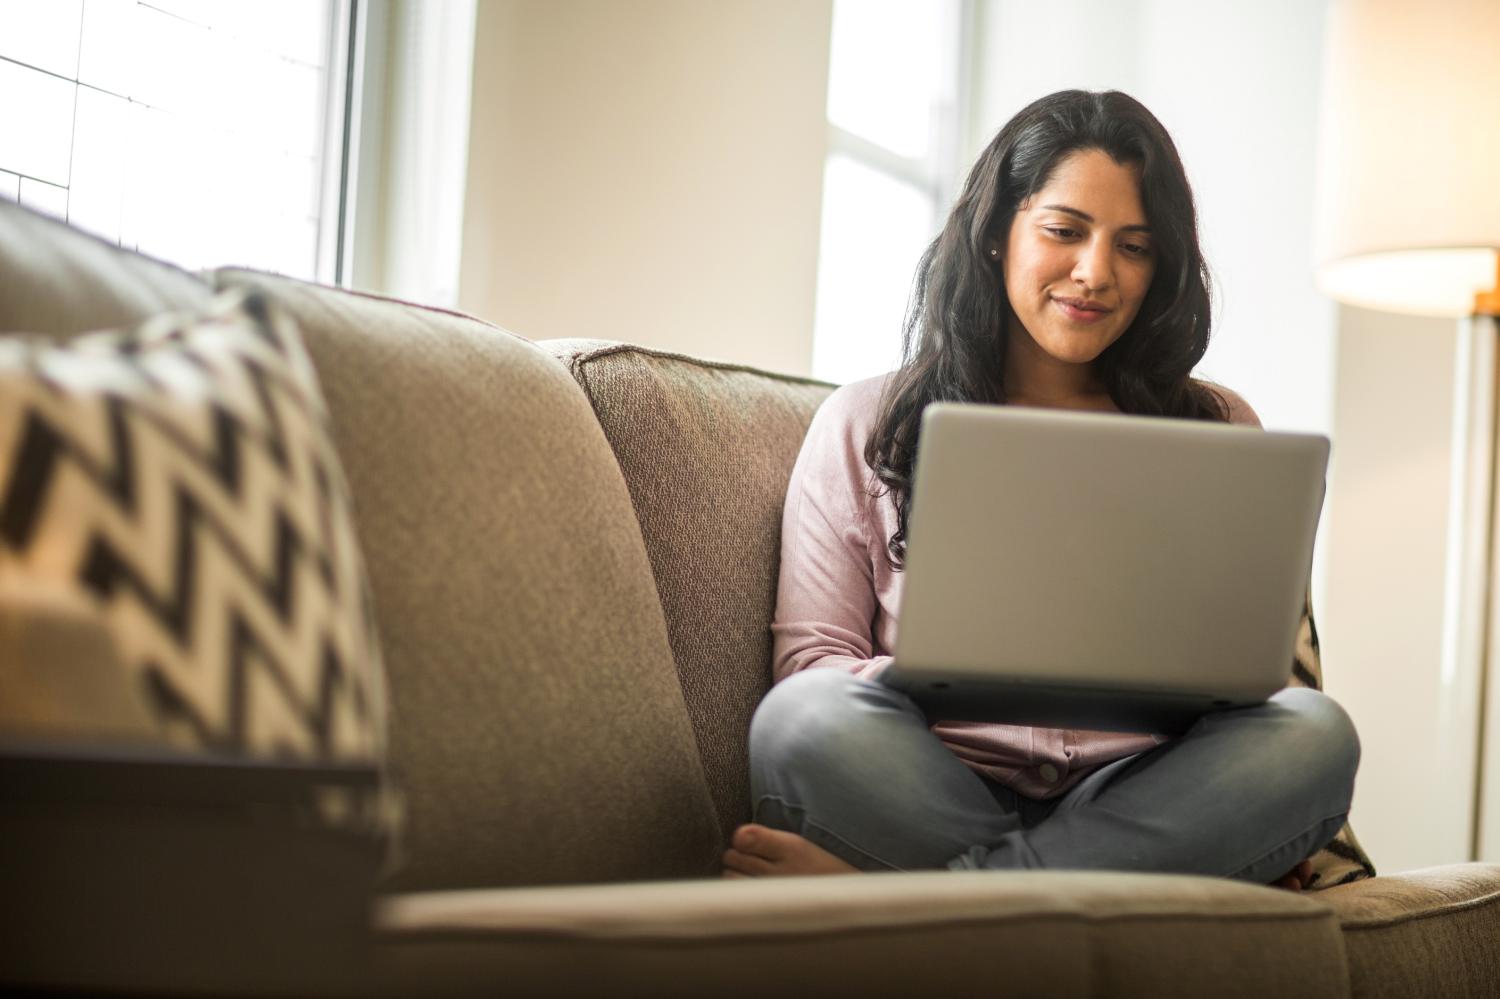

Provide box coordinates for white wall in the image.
[1321,306,1462,873]
[458,0,832,375]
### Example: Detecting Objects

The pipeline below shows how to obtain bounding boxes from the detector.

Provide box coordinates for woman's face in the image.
[997,148,1156,373]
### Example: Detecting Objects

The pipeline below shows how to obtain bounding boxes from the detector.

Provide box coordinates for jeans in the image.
[748,669,1360,883]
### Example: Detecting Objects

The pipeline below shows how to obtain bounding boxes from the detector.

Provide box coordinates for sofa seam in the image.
[377,907,1338,949]
[1336,884,1500,931]
[552,344,727,854]
[562,341,836,389]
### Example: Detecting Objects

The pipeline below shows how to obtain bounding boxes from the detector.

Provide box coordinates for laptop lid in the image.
[887,403,1328,730]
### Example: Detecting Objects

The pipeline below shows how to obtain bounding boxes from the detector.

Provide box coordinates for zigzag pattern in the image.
[0,292,381,760]
[5,405,333,633]
[139,612,359,756]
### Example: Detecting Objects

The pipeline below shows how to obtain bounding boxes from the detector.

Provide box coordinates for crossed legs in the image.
[725,669,1358,886]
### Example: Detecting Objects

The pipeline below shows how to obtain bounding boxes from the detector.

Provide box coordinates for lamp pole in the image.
[1468,267,1500,860]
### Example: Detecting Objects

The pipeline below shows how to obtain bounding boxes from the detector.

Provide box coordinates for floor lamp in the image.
[1313,0,1500,862]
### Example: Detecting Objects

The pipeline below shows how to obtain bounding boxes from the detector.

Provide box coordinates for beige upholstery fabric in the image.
[543,340,832,839]
[374,871,1350,998]
[0,201,211,338]
[212,274,721,891]
[1323,862,1500,998]
[0,583,153,744]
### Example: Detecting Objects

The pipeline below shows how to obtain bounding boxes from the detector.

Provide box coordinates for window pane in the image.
[19,175,68,219]
[68,85,130,243]
[3,0,340,281]
[0,60,75,185]
[197,0,330,66]
[131,4,214,113]
[812,155,935,385]
[76,0,137,95]
[826,0,952,160]
[225,47,325,160]
[0,0,84,76]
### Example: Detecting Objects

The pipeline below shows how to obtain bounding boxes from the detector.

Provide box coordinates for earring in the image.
[989,248,999,257]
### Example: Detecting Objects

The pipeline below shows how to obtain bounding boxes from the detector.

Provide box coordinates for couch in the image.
[0,198,1497,998]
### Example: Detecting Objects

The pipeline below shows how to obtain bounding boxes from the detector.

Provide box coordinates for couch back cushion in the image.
[202,273,722,891]
[0,201,212,336]
[544,341,832,838]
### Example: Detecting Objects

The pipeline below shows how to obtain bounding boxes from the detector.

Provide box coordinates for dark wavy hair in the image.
[865,89,1230,570]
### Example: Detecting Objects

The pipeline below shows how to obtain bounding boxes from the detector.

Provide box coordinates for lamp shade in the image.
[1313,0,1500,317]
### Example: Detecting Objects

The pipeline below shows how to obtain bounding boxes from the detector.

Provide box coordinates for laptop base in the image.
[880,667,1269,735]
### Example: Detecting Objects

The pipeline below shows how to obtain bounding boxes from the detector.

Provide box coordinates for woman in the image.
[722,90,1359,888]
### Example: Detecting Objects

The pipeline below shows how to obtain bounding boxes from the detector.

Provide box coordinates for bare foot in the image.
[720,823,861,878]
[1269,859,1314,892]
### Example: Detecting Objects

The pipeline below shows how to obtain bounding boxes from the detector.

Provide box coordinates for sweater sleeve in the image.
[770,387,893,684]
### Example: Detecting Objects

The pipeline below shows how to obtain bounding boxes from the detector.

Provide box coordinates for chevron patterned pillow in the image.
[0,290,387,769]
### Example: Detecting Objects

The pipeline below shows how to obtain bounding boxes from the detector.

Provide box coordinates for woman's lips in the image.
[1052,297,1112,324]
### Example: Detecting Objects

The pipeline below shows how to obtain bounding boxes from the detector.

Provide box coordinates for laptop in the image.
[880,402,1329,734]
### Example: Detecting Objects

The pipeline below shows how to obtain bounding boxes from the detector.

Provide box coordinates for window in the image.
[811,0,968,384]
[0,0,349,281]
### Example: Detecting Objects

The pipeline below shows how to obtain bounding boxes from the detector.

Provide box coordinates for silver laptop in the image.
[880,402,1329,733]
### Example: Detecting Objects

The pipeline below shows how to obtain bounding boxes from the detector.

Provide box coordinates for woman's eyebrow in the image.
[1039,204,1152,234]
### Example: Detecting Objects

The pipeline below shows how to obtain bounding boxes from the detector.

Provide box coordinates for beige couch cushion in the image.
[1323,862,1500,998]
[0,201,211,337]
[374,871,1350,997]
[543,341,832,839]
[212,274,721,891]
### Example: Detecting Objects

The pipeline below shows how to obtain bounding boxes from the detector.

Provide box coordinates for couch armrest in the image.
[375,871,1350,998]
[0,741,385,997]
[1320,862,1500,999]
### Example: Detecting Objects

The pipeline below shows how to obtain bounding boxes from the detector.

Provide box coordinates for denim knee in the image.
[748,669,907,792]
[1265,686,1361,810]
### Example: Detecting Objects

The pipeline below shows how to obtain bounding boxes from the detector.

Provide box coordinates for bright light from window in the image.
[812,0,962,385]
[812,155,933,386]
[0,0,338,280]
[826,0,949,161]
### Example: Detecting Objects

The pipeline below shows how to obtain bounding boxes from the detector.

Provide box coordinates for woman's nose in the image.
[1071,238,1114,292]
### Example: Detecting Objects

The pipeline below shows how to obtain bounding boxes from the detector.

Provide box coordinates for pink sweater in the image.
[770,374,1261,800]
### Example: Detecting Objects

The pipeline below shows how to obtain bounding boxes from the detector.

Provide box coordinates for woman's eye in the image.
[1045,227,1078,239]
[1121,242,1152,257]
